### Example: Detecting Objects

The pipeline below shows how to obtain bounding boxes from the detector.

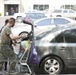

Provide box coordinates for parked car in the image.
[34,17,76,26]
[13,12,26,19]
[18,24,76,74]
[34,25,76,74]
[13,11,46,22]
[22,11,47,23]
[51,9,76,19]
[11,17,76,37]
[12,12,26,22]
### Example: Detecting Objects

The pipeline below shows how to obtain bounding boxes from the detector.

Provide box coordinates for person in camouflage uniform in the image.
[0,18,27,72]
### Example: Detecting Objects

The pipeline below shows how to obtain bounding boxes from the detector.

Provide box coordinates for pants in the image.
[0,45,17,71]
[0,52,4,71]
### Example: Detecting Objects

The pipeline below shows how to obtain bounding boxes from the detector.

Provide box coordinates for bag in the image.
[21,40,30,50]
[28,44,39,65]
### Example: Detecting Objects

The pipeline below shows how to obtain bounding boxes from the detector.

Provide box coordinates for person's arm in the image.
[10,34,21,39]
[6,27,27,40]
[9,34,27,40]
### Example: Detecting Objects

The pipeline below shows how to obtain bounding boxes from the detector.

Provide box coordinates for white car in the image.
[34,17,76,26]
[11,22,52,36]
[11,17,76,37]
[52,9,76,19]
[11,23,31,35]
[13,12,26,19]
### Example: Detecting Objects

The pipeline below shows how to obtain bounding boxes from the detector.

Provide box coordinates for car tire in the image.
[16,16,22,22]
[41,56,63,74]
[56,15,61,17]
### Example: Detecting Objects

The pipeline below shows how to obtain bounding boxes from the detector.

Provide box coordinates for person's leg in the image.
[1,45,17,72]
[4,61,7,71]
[0,53,4,71]
[6,47,17,72]
[1,46,17,72]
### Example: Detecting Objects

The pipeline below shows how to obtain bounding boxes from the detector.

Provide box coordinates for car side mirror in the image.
[34,24,38,29]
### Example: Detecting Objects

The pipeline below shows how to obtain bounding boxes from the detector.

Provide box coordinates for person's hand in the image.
[21,34,28,38]
[12,40,17,46]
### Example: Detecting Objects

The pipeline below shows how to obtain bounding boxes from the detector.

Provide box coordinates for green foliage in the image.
[0,13,2,16]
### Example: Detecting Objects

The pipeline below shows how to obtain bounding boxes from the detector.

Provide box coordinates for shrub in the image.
[0,13,2,16]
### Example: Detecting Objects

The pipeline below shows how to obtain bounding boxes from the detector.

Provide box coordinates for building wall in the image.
[0,0,4,16]
[1,0,76,16]
[0,0,21,16]
[26,0,51,11]
[20,0,27,12]
[0,0,51,16]
[0,0,53,16]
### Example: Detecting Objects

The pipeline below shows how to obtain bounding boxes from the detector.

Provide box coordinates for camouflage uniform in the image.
[0,25,16,71]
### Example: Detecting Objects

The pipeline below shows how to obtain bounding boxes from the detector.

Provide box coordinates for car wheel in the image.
[17,16,22,19]
[41,56,63,74]
[16,16,22,22]
[56,15,61,17]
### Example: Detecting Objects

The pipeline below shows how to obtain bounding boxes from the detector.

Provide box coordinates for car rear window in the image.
[54,18,70,24]
[26,13,45,19]
[53,10,62,13]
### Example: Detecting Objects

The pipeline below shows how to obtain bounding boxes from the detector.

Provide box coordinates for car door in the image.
[54,29,76,65]
[63,29,76,65]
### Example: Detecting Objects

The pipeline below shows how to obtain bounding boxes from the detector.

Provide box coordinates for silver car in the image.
[35,25,76,74]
